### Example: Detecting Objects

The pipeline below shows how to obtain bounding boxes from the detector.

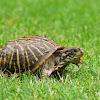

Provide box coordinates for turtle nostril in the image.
[79,48,84,54]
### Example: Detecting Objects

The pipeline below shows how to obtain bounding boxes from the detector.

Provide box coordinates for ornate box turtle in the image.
[0,35,84,77]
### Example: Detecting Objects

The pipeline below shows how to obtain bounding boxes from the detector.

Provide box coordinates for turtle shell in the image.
[0,35,66,73]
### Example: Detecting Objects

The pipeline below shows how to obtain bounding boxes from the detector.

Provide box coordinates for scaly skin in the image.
[40,47,84,77]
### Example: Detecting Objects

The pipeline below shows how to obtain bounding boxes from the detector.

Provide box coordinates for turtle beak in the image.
[80,47,84,55]
[74,47,84,58]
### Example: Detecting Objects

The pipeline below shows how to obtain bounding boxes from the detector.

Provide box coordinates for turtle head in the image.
[60,47,84,67]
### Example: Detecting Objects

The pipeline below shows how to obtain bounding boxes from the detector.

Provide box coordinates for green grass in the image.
[0,0,100,99]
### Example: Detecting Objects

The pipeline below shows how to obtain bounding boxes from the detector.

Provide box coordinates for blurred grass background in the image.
[0,0,100,100]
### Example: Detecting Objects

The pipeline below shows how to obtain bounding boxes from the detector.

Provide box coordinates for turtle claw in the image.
[75,64,80,67]
[73,58,84,68]
[75,60,83,67]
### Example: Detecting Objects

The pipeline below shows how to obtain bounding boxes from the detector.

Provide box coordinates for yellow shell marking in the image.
[19,45,26,69]
[17,49,20,68]
[32,60,34,64]
[49,41,57,47]
[31,45,44,55]
[3,49,6,67]
[25,50,30,66]
[7,45,14,51]
[37,45,45,49]
[43,38,57,46]
[50,40,57,45]
[9,50,14,68]
[0,54,2,66]
[27,46,38,61]
[22,53,26,69]
[43,43,50,49]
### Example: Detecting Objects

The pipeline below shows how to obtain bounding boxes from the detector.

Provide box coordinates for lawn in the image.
[0,0,100,99]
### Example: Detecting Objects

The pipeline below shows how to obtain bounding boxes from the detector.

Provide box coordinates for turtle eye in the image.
[73,49,77,52]
[72,49,78,54]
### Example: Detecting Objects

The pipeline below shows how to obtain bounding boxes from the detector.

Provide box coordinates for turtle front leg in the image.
[41,65,64,78]
[41,67,55,77]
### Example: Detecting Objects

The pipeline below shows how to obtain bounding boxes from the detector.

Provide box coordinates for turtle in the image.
[0,35,84,77]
